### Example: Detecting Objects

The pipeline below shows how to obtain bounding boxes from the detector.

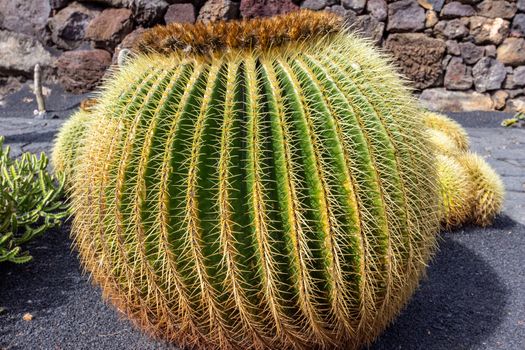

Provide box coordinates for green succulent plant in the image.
[64,11,441,350]
[0,137,68,264]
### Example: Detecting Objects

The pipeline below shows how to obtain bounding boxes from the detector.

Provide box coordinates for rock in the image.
[472,57,506,92]
[47,2,100,50]
[425,10,439,28]
[470,16,509,45]
[417,0,444,11]
[299,0,315,10]
[503,73,517,89]
[511,14,525,38]
[79,0,170,12]
[454,0,483,3]
[476,0,516,19]
[497,38,525,66]
[342,0,366,13]
[327,5,358,25]
[459,42,484,64]
[0,30,53,77]
[112,27,147,65]
[119,27,146,51]
[519,0,525,11]
[50,0,70,10]
[302,0,330,11]
[442,54,452,69]
[78,0,126,6]
[130,0,169,26]
[419,88,494,111]
[199,0,239,21]
[79,1,164,23]
[356,15,385,45]
[240,0,298,18]
[513,67,525,86]
[85,8,133,50]
[164,3,196,23]
[327,4,347,17]
[55,49,112,93]
[506,66,525,89]
[444,57,473,90]
[492,90,509,109]
[440,2,475,18]
[434,19,469,39]
[506,88,525,98]
[485,45,497,57]
[0,76,23,98]
[387,0,425,32]
[385,33,446,89]
[446,40,460,55]
[367,0,387,21]
[0,0,51,38]
[505,97,525,112]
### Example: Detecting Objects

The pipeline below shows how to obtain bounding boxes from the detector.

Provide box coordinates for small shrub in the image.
[0,136,68,264]
[501,112,525,128]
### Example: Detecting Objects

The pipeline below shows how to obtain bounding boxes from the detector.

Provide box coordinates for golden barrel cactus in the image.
[65,11,442,349]
[424,111,504,229]
[456,152,505,227]
[423,111,469,152]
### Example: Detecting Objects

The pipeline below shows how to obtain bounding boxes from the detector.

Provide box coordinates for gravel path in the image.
[0,103,524,350]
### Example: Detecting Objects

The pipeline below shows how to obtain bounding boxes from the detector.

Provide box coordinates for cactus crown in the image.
[135,10,343,56]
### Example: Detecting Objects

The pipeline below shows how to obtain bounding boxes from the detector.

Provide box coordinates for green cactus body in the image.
[68,11,440,349]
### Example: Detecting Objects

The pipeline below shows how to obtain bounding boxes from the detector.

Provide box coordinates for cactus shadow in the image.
[0,221,81,317]
[370,230,508,350]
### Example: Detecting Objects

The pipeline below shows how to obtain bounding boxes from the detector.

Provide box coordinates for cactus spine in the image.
[435,154,473,229]
[52,109,91,186]
[457,152,505,227]
[67,11,440,349]
[424,111,504,229]
[423,111,469,151]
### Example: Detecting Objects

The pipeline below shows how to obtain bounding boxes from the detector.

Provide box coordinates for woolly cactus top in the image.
[134,10,343,56]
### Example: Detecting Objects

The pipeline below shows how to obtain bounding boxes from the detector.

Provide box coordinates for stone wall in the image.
[1,0,524,112]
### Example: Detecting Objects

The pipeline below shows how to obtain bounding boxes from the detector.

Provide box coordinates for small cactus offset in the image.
[428,129,461,157]
[0,137,68,263]
[457,152,505,227]
[65,11,441,349]
[423,111,469,151]
[424,111,505,229]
